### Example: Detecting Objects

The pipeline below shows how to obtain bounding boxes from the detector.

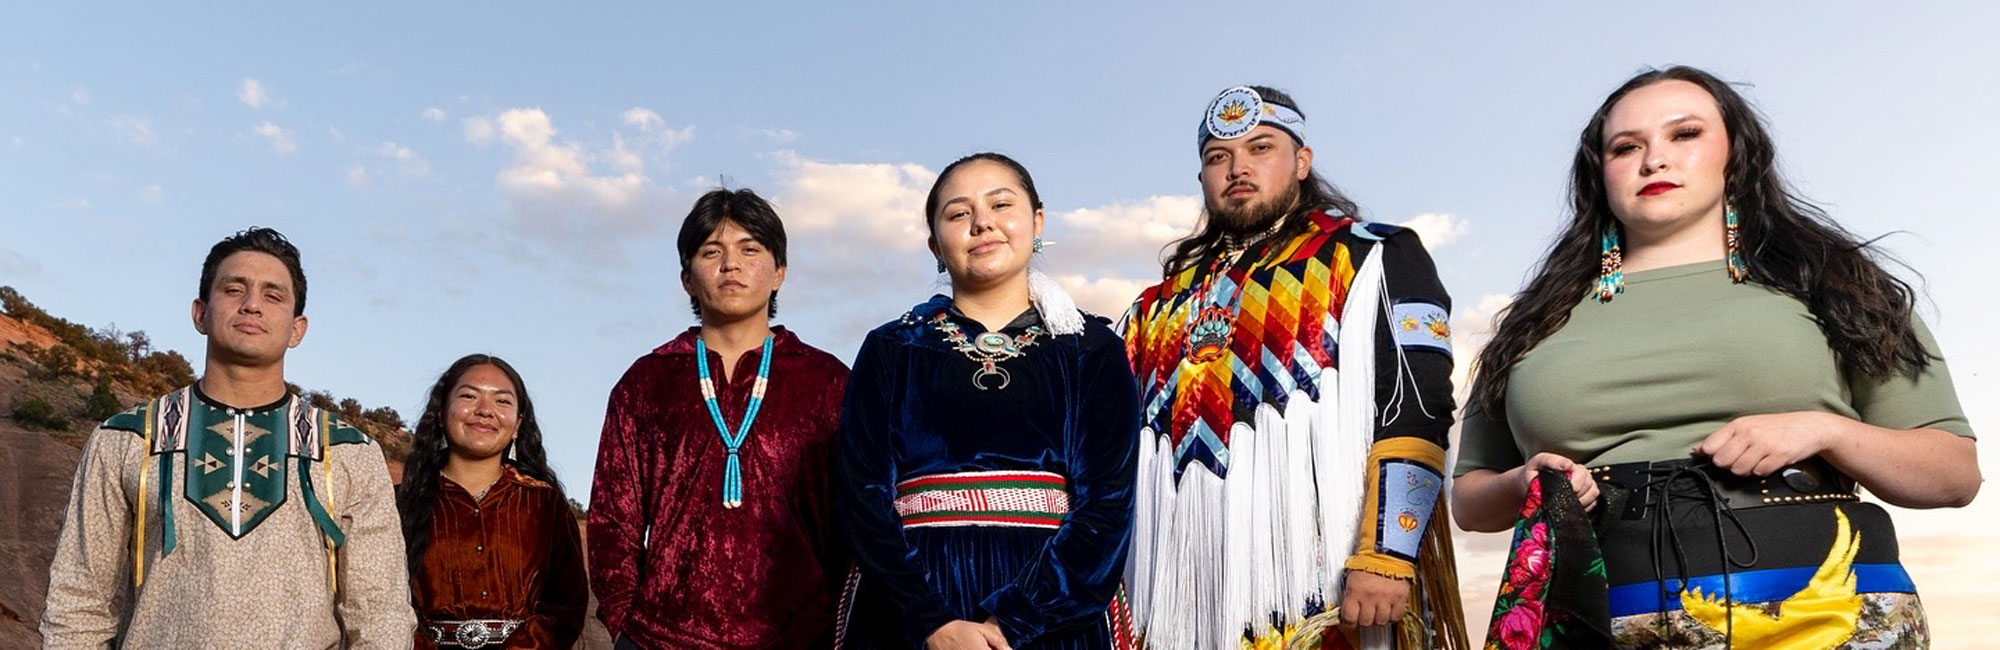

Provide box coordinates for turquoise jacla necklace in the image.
[695,335,773,509]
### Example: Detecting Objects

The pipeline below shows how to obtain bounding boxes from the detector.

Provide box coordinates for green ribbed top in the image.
[1456,259,1973,475]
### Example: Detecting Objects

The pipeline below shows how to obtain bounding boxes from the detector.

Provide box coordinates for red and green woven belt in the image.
[893,470,1071,529]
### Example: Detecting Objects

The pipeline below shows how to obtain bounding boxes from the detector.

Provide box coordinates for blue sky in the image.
[4,1,1996,544]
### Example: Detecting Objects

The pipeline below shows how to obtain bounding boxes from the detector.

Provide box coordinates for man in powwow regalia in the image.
[1119,85,1469,650]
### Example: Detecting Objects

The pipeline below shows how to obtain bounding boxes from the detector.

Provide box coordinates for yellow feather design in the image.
[1680,507,1864,649]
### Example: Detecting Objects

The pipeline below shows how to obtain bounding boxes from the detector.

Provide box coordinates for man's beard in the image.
[1208,181,1301,236]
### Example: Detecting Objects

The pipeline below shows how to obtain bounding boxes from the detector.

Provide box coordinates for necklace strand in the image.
[696,335,773,508]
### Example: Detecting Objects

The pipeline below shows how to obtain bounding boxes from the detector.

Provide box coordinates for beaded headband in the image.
[1198,86,1307,151]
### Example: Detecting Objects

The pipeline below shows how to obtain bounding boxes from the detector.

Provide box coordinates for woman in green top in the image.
[1453,66,1980,648]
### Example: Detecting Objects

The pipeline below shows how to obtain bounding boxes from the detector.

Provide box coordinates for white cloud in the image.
[238,78,268,109]
[253,121,296,154]
[1052,274,1155,317]
[760,153,944,353]
[621,107,663,131]
[421,107,446,122]
[70,86,89,105]
[463,107,682,264]
[758,128,801,143]
[463,116,495,146]
[376,141,430,177]
[621,107,695,151]
[345,166,369,189]
[10,137,22,148]
[137,184,163,203]
[771,152,934,247]
[107,115,157,147]
[1048,195,1202,272]
[1446,292,1514,394]
[1397,212,1468,249]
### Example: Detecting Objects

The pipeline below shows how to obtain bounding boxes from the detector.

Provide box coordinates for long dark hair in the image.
[1162,85,1362,276]
[1470,66,1929,419]
[396,354,565,579]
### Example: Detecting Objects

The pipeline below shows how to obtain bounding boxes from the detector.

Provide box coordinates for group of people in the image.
[38,66,1977,650]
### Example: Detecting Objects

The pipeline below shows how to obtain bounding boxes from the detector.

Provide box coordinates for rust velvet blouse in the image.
[413,466,589,649]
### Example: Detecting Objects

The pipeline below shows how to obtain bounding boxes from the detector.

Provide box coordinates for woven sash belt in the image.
[894,470,1070,529]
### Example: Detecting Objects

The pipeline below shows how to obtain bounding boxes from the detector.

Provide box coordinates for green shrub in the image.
[83,378,122,421]
[12,397,71,431]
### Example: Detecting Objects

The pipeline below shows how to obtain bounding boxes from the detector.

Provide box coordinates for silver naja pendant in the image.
[972,364,1011,391]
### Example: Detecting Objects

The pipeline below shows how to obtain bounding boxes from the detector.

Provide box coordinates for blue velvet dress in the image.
[834,296,1140,649]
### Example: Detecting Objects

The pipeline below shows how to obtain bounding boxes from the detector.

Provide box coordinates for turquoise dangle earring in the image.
[936,258,947,273]
[1596,221,1624,303]
[1724,201,1749,282]
[1031,236,1045,254]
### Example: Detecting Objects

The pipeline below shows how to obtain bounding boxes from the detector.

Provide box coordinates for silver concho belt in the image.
[425,619,523,649]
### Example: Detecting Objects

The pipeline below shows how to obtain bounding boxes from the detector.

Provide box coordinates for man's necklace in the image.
[695,336,773,509]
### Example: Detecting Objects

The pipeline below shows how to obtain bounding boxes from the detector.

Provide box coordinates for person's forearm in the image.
[1451,467,1525,532]
[1822,423,1980,508]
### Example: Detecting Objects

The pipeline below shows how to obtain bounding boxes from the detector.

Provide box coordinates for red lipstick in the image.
[1638,181,1679,197]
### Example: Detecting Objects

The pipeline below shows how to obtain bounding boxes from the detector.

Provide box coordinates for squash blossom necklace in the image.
[695,335,773,509]
[932,311,1045,391]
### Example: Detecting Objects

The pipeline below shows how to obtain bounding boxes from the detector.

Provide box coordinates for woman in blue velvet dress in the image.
[835,153,1140,650]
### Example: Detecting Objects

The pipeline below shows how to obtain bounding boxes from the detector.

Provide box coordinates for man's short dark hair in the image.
[676,188,789,318]
[198,227,307,316]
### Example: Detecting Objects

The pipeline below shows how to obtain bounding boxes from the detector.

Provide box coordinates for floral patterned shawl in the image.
[1484,469,1612,649]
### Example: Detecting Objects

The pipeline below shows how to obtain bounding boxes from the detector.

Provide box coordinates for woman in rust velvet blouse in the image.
[397,354,588,649]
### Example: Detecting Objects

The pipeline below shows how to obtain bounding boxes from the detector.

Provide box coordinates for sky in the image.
[4,0,1996,550]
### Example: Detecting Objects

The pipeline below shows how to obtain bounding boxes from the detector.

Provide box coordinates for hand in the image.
[1696,412,1842,477]
[1339,570,1412,627]
[1521,452,1598,512]
[925,620,1010,650]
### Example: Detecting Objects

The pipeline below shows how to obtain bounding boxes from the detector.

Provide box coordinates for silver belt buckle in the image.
[429,619,519,649]
[455,620,495,649]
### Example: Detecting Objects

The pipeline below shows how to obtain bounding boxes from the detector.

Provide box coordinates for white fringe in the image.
[1331,246,1391,650]
[1124,245,1393,650]
[1027,268,1086,335]
[1281,391,1320,620]
[1126,428,1158,632]
[1224,421,1257,639]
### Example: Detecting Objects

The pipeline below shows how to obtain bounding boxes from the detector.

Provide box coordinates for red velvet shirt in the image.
[414,466,589,649]
[587,327,850,649]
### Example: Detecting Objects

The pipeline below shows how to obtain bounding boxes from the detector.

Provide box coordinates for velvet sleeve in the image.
[833,334,956,646]
[520,491,589,649]
[981,336,1141,646]
[586,362,653,637]
[813,360,854,645]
